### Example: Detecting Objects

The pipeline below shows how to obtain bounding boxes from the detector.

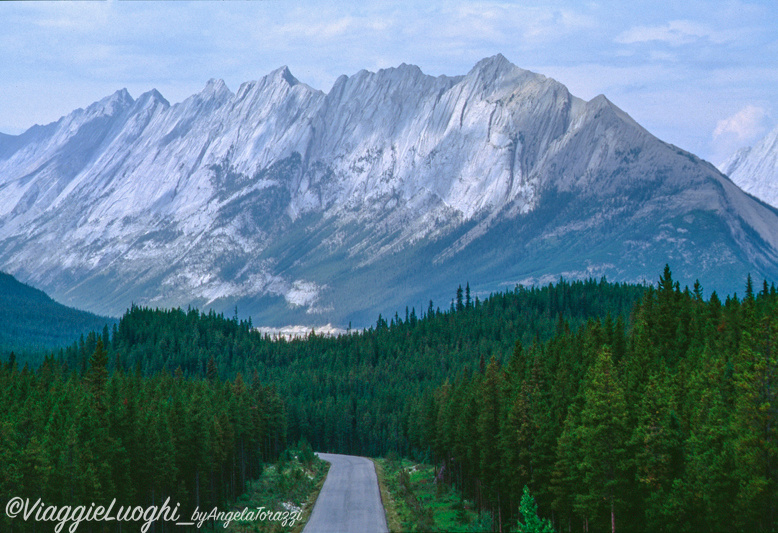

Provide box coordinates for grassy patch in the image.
[374,454,489,533]
[373,458,403,532]
[224,445,329,532]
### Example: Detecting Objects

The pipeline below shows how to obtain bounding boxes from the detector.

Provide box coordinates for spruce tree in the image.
[731,315,778,530]
[576,347,628,533]
[630,364,683,529]
[516,486,555,533]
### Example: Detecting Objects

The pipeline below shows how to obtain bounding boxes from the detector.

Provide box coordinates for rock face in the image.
[720,125,778,209]
[2,55,778,325]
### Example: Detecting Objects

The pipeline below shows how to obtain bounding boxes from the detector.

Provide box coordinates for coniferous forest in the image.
[0,342,286,532]
[418,267,778,532]
[1,267,777,532]
[0,271,115,360]
[58,277,642,457]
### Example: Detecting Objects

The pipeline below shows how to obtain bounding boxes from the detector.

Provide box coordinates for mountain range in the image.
[719,124,778,209]
[1,55,777,326]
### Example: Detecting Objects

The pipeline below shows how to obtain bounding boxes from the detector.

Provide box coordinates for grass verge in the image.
[373,458,403,532]
[224,445,330,532]
[291,455,329,533]
[373,455,489,533]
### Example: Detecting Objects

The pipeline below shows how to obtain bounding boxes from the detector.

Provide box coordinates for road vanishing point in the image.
[303,453,389,533]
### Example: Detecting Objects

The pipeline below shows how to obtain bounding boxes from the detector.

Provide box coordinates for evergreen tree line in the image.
[0,341,286,533]
[414,267,778,532]
[43,278,644,458]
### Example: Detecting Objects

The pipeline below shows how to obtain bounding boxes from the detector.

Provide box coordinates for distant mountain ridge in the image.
[0,271,114,353]
[719,124,778,209]
[1,55,777,326]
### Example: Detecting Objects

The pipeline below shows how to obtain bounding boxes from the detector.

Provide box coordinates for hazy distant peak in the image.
[92,88,135,112]
[382,62,424,76]
[112,88,134,104]
[720,146,752,177]
[720,124,778,208]
[202,78,232,97]
[270,65,298,87]
[135,88,170,110]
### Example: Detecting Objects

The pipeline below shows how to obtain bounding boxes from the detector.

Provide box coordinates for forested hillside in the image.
[417,267,778,532]
[0,342,286,533]
[53,278,643,457]
[0,271,115,357]
[4,268,775,532]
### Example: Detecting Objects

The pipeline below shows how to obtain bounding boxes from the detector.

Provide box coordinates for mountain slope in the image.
[719,125,778,209]
[1,55,777,325]
[0,271,115,353]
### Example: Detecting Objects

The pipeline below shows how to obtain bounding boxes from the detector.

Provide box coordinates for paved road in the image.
[303,453,389,533]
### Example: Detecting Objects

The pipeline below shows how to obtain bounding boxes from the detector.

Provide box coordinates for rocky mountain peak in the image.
[271,65,298,87]
[719,125,778,208]
[466,53,533,91]
[135,89,170,110]
[201,78,233,100]
[82,88,135,118]
[0,57,777,325]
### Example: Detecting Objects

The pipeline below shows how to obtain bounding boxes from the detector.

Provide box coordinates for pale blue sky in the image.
[2,0,776,164]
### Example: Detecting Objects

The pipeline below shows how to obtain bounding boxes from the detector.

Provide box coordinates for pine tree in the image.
[630,363,684,529]
[576,347,629,533]
[206,355,218,382]
[516,486,555,533]
[730,314,778,530]
[86,340,109,409]
[551,402,583,532]
[683,345,739,531]
[499,377,534,514]
[653,265,683,363]
[477,357,503,518]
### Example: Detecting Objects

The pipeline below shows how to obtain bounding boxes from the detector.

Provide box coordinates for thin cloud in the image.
[713,105,770,143]
[616,20,731,46]
[710,104,772,165]
[446,3,597,46]
[276,16,360,41]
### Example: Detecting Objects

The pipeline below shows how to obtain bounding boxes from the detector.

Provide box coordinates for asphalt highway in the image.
[302,453,389,533]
